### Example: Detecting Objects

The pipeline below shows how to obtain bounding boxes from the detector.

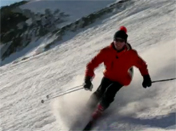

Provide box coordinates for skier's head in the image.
[113,26,128,51]
[113,26,128,43]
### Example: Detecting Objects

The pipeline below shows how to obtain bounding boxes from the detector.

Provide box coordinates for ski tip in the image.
[83,120,94,131]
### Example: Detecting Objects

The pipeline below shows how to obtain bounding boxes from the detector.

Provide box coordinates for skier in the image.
[83,26,152,120]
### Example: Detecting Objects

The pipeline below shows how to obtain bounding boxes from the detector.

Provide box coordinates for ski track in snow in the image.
[0,0,176,131]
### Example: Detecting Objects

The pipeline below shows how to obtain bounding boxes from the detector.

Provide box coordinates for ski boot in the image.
[92,104,104,120]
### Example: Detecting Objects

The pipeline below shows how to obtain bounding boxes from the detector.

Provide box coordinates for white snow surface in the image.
[0,0,176,131]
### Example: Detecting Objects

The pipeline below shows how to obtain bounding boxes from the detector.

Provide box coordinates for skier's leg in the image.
[87,77,112,108]
[100,82,123,109]
[92,82,123,119]
[95,77,112,96]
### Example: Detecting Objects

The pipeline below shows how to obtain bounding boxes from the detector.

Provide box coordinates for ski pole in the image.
[152,78,176,83]
[41,85,83,103]
[46,84,83,98]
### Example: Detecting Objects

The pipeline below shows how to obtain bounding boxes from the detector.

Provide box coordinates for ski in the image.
[83,104,104,130]
[83,119,94,131]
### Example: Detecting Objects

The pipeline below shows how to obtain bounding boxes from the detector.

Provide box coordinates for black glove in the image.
[142,75,152,88]
[84,76,93,91]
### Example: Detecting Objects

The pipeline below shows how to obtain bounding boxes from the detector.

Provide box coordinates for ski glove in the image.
[142,75,152,88]
[84,76,93,91]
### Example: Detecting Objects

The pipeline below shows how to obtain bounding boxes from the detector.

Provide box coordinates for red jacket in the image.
[85,43,149,86]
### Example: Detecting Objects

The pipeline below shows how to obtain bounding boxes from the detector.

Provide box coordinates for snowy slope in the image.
[0,0,176,131]
[20,0,117,26]
[20,0,116,14]
[1,0,119,66]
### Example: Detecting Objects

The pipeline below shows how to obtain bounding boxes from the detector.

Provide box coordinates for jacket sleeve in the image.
[133,50,149,76]
[85,49,105,77]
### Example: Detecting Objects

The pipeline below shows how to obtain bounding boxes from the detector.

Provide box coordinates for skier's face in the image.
[114,38,126,50]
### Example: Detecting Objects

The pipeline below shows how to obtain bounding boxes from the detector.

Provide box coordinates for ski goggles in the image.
[114,38,125,43]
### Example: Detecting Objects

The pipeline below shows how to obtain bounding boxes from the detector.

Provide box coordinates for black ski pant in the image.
[90,77,123,110]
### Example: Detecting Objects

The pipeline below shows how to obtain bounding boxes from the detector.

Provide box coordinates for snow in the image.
[0,0,176,131]
[1,0,119,66]
[20,0,118,27]
[20,0,116,15]
[1,34,58,65]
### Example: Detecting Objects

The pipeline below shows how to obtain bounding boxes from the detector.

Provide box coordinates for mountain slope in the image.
[20,0,117,24]
[0,0,175,131]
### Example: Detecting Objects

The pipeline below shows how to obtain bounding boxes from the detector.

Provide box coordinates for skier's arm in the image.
[85,49,105,78]
[133,50,152,88]
[133,50,149,76]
